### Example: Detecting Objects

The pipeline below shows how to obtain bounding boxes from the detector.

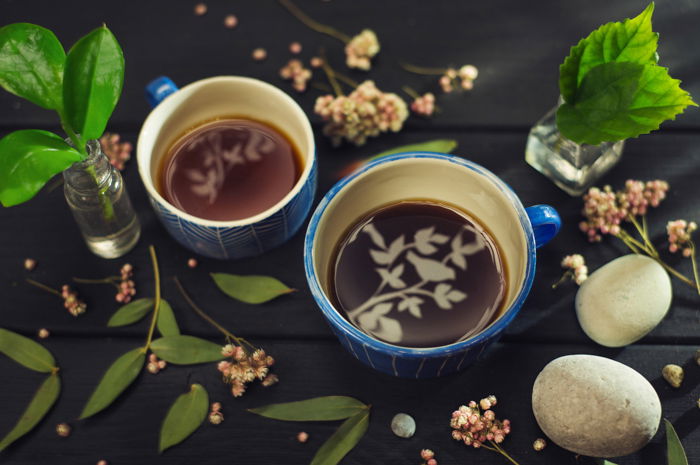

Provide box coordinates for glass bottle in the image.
[63,139,141,258]
[525,101,625,196]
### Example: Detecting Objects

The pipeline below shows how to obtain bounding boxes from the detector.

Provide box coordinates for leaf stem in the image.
[400,61,448,75]
[143,245,161,351]
[278,0,352,43]
[319,49,344,97]
[57,109,86,157]
[26,279,62,297]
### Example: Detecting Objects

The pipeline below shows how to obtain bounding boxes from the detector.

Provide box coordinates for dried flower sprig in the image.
[174,277,278,397]
[667,220,697,257]
[402,63,479,93]
[26,279,87,316]
[402,86,436,117]
[278,0,380,70]
[208,402,224,425]
[552,254,588,288]
[280,59,312,92]
[74,263,136,303]
[450,396,520,465]
[580,180,699,294]
[420,448,438,465]
[98,132,132,171]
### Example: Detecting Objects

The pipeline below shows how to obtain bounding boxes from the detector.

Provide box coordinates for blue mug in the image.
[304,153,560,378]
[137,76,317,259]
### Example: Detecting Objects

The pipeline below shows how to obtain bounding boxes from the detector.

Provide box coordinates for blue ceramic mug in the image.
[137,76,317,259]
[304,153,560,378]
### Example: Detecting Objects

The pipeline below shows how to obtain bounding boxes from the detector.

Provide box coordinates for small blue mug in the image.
[304,153,560,378]
[138,76,317,259]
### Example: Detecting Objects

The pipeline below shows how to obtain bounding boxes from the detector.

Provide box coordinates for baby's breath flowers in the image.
[99,132,132,171]
[26,279,87,316]
[289,41,302,54]
[297,431,309,443]
[280,59,312,92]
[56,422,71,437]
[187,258,198,268]
[553,254,588,288]
[667,219,697,257]
[194,3,207,16]
[24,257,36,271]
[450,396,520,464]
[402,62,479,94]
[208,402,224,425]
[278,0,380,70]
[223,14,238,29]
[533,438,546,451]
[420,449,438,465]
[174,277,279,398]
[252,48,267,61]
[146,353,167,374]
[38,328,50,339]
[74,263,136,304]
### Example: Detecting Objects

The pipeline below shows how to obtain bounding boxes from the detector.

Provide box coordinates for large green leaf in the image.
[0,23,65,110]
[0,327,56,372]
[107,298,154,327]
[63,25,124,140]
[150,336,222,365]
[665,419,688,465]
[248,396,368,421]
[0,373,61,451]
[211,273,295,304]
[0,130,82,207]
[310,410,370,465]
[80,347,145,419]
[159,384,208,453]
[156,300,180,336]
[0,374,60,451]
[560,3,658,103]
[556,62,696,145]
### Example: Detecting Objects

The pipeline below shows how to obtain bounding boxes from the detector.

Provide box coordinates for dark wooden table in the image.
[1,1,699,464]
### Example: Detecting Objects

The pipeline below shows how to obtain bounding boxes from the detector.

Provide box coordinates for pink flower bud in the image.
[420,449,435,460]
[297,431,309,443]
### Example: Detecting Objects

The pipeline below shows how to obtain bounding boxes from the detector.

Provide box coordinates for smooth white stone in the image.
[575,254,671,347]
[390,413,416,438]
[532,354,661,458]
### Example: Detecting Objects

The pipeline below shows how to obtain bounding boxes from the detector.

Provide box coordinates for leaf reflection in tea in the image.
[158,117,302,221]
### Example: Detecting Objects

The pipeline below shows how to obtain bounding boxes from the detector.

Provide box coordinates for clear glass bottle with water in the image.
[525,102,625,196]
[63,139,140,258]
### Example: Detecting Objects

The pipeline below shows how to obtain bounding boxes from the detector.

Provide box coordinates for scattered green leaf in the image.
[248,396,368,421]
[159,384,208,453]
[665,418,688,465]
[0,373,60,451]
[62,25,124,140]
[107,298,154,327]
[559,3,658,103]
[156,300,180,337]
[556,62,696,145]
[310,410,370,465]
[0,23,65,110]
[600,460,618,465]
[150,336,222,365]
[0,130,82,207]
[371,139,458,160]
[80,347,145,419]
[211,273,295,304]
[0,327,56,372]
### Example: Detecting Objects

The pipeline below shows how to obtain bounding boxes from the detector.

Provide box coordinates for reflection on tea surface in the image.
[158,118,302,221]
[330,200,506,348]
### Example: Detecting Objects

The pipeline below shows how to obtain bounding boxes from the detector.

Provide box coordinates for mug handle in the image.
[525,204,561,248]
[145,76,179,108]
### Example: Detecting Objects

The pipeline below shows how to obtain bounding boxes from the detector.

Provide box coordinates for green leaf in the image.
[63,25,124,140]
[150,336,222,365]
[310,410,370,465]
[600,461,618,465]
[157,300,180,336]
[0,23,65,110]
[159,384,208,453]
[665,419,689,465]
[556,62,696,145]
[248,396,368,421]
[0,327,56,372]
[371,139,458,159]
[560,3,658,103]
[211,273,295,304]
[107,298,154,327]
[80,347,144,419]
[0,374,60,451]
[0,130,82,207]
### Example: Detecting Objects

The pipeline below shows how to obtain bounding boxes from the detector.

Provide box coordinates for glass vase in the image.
[63,139,141,258]
[525,102,625,196]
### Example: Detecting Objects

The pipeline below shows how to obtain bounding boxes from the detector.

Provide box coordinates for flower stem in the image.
[489,441,521,465]
[143,245,161,351]
[616,233,697,288]
[334,71,359,89]
[628,215,658,258]
[278,0,351,43]
[690,241,700,295]
[73,277,118,284]
[400,61,447,75]
[401,85,421,99]
[26,279,61,297]
[319,49,344,97]
[551,270,573,289]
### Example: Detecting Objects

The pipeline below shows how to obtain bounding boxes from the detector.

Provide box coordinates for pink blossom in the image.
[345,29,380,70]
[410,93,436,117]
[99,133,132,171]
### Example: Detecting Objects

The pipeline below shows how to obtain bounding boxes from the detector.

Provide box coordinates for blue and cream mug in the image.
[138,76,317,259]
[304,153,560,378]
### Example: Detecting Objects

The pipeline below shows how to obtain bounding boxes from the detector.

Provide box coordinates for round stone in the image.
[390,413,416,438]
[532,354,661,458]
[576,254,671,347]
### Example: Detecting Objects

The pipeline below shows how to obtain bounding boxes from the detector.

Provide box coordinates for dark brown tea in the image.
[158,117,302,221]
[330,200,507,348]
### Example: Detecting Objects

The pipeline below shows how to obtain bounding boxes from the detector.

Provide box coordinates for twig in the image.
[400,61,447,75]
[319,49,343,96]
[278,0,351,42]
[26,279,61,297]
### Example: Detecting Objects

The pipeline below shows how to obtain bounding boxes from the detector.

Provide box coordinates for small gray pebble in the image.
[390,413,415,438]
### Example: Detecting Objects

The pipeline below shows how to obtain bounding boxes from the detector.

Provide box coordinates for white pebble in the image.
[390,413,416,438]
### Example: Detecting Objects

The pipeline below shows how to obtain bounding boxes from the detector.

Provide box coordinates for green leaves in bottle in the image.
[159,384,208,453]
[63,25,124,141]
[0,23,65,110]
